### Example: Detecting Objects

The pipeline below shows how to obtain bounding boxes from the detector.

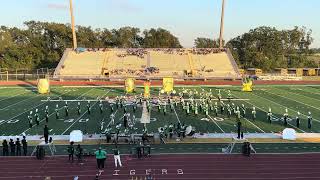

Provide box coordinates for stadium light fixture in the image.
[69,0,78,50]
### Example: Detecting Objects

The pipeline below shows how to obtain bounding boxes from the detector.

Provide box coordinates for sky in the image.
[0,0,319,48]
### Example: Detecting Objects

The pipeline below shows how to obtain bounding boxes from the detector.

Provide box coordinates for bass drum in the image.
[185,126,195,136]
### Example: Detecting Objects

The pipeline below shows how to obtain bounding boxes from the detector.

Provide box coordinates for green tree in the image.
[142,28,182,48]
[112,27,142,48]
[194,38,221,48]
[227,26,316,71]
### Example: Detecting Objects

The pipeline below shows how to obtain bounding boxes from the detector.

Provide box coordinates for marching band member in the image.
[296,112,301,128]
[77,102,81,115]
[308,112,312,129]
[252,107,256,121]
[283,108,288,126]
[267,108,272,123]
[55,104,59,119]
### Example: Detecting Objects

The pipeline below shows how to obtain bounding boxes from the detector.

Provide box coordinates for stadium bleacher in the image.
[54,48,240,80]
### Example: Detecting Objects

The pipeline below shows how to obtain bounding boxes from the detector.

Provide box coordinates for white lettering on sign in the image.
[111,169,184,176]
[162,169,168,175]
[113,170,120,176]
[177,169,184,175]
[146,169,152,175]
[0,120,6,124]
[130,170,135,175]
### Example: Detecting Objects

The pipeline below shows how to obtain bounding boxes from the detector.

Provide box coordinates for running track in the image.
[1,154,320,180]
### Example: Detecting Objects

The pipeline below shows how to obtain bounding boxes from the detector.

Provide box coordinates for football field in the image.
[1,85,320,136]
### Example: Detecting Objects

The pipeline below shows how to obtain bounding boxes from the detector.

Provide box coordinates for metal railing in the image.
[0,68,55,81]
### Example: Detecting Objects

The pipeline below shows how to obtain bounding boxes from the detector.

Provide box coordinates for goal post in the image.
[0,71,9,81]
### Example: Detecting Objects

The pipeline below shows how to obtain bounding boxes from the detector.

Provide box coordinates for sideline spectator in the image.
[2,140,9,156]
[136,141,143,159]
[95,147,107,170]
[68,142,75,163]
[44,125,49,144]
[9,139,15,156]
[76,144,83,163]
[16,138,21,156]
[113,147,122,168]
[22,136,28,156]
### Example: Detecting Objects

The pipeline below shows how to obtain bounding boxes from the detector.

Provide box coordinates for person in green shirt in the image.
[95,147,107,170]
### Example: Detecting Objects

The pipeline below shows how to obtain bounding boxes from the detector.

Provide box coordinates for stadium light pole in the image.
[69,0,78,50]
[219,0,225,49]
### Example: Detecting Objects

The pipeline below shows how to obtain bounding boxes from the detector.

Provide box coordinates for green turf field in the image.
[0,85,320,136]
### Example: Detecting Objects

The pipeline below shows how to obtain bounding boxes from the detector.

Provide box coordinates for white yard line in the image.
[182,98,250,101]
[243,116,266,133]
[172,106,181,124]
[0,88,25,97]
[0,91,29,102]
[41,99,100,102]
[75,88,95,99]
[0,94,41,110]
[246,93,309,133]
[21,88,97,134]
[252,92,320,123]
[61,108,92,135]
[207,115,225,133]
[0,91,70,126]
[263,89,320,111]
[41,98,250,102]
[61,90,110,135]
[21,106,64,134]
[39,89,95,102]
[278,88,320,103]
[222,90,266,133]
[301,89,320,96]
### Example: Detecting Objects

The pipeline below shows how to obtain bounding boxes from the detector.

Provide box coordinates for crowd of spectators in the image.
[76,47,226,56]
[85,48,111,52]
[189,48,225,55]
[109,66,161,76]
[152,48,187,55]
[116,49,148,59]
[145,67,160,74]
[110,69,146,76]
[72,47,227,77]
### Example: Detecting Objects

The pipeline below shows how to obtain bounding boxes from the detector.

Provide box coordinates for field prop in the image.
[37,78,50,94]
[242,77,253,92]
[125,78,135,93]
[144,81,151,98]
[162,77,174,94]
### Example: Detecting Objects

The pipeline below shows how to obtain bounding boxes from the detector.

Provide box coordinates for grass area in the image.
[0,85,320,137]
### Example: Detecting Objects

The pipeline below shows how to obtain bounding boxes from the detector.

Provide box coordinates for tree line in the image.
[0,21,181,69]
[0,21,318,71]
